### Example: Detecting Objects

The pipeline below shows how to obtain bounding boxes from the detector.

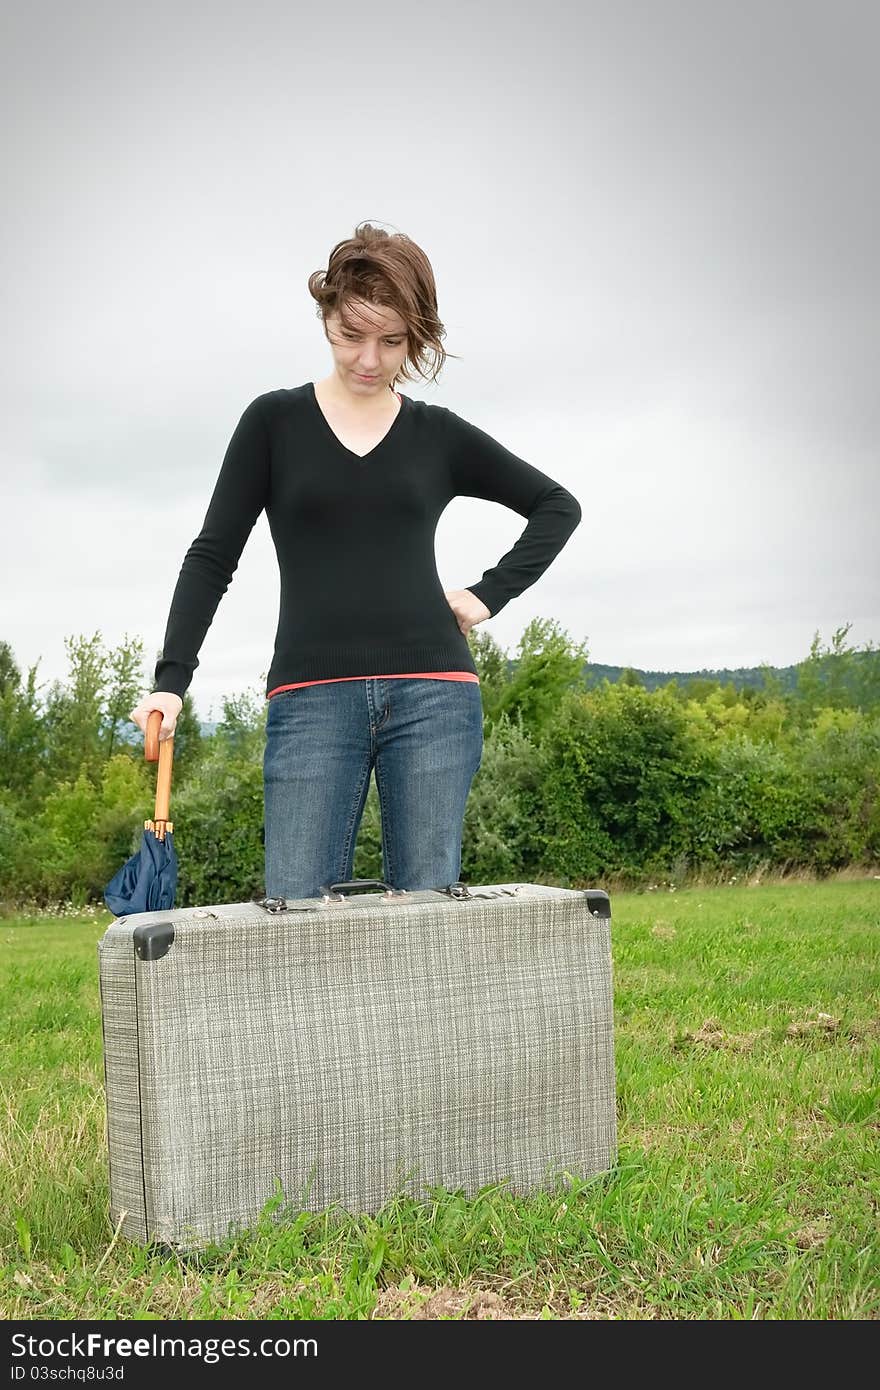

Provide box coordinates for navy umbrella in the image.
[104,710,177,915]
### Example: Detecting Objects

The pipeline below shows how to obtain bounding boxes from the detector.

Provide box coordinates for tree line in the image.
[0,622,877,909]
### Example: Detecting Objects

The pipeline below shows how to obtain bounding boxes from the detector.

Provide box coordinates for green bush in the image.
[21,755,148,908]
[684,734,809,872]
[0,791,36,907]
[461,708,551,884]
[2,628,878,909]
[171,745,266,906]
[788,709,880,870]
[533,683,707,882]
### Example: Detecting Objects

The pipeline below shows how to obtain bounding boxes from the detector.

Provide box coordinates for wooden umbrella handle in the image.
[145,709,174,825]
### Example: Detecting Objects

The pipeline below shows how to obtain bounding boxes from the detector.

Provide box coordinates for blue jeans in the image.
[263,678,484,899]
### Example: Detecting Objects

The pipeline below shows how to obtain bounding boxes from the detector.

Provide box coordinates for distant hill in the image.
[579,661,800,694]
[580,646,879,700]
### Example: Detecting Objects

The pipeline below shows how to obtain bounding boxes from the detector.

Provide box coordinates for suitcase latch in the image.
[445,881,473,899]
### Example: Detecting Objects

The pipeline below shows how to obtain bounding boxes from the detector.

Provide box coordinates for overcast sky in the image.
[2,0,878,722]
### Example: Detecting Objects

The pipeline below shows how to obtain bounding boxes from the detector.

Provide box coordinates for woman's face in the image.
[324,297,410,395]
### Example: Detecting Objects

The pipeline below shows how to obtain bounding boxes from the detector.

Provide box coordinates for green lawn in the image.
[1,877,878,1319]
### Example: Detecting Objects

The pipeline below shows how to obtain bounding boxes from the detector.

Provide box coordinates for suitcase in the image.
[98,878,616,1249]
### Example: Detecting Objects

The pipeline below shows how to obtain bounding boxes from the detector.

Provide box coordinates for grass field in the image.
[1,876,878,1320]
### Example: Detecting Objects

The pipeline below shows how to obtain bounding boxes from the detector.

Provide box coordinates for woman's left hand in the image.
[444,589,492,636]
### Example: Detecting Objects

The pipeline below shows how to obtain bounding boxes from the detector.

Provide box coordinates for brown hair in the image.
[307,222,459,387]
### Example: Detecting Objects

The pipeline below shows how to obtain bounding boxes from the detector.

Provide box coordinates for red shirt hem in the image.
[267,671,480,699]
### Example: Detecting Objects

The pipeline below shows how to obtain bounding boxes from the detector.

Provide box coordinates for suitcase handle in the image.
[321,878,408,901]
[322,879,478,903]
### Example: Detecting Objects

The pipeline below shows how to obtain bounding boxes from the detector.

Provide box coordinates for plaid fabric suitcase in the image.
[98,878,616,1249]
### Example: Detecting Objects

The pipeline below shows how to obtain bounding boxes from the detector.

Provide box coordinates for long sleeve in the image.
[151,395,271,699]
[444,406,582,618]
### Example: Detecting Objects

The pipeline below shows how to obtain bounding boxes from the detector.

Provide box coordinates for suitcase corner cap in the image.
[133,921,175,961]
[583,889,612,918]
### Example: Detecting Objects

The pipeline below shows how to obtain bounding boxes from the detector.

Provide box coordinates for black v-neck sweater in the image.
[151,383,582,700]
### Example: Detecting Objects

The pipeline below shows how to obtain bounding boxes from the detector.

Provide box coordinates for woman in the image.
[130,223,582,899]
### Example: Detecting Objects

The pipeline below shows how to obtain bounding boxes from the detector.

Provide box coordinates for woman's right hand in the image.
[130,692,184,742]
